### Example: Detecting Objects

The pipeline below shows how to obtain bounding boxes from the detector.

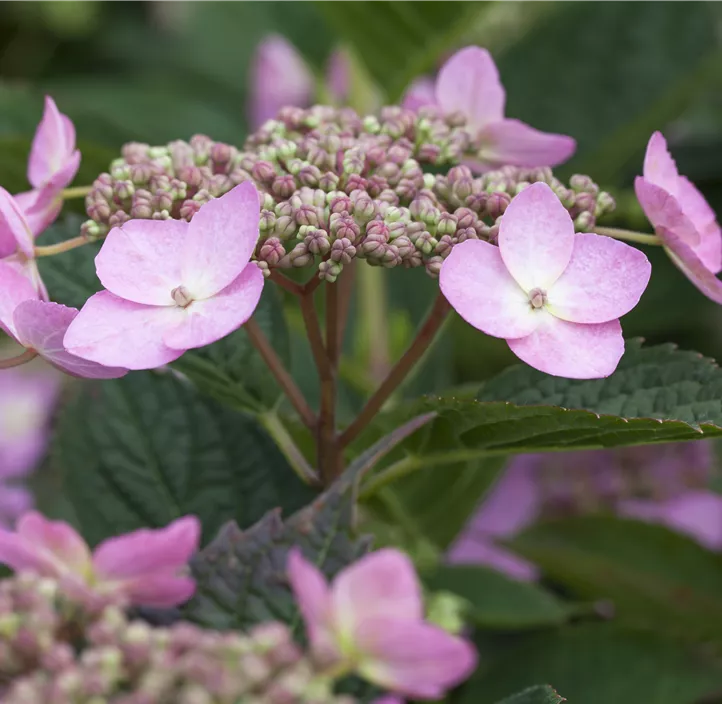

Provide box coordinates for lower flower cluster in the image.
[0,573,361,704]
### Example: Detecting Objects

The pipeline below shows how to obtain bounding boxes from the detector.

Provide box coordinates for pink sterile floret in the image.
[440,182,651,379]
[288,548,477,700]
[0,261,126,379]
[14,96,81,237]
[0,512,201,608]
[635,131,722,303]
[64,181,265,371]
[403,46,576,172]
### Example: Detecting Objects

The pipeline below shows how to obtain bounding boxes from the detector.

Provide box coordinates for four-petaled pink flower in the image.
[287,548,477,700]
[440,182,651,379]
[635,131,722,303]
[0,261,126,378]
[14,96,81,237]
[64,181,264,370]
[403,46,576,172]
[0,512,201,608]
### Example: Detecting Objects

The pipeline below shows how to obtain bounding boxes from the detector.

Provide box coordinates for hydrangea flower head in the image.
[0,512,200,608]
[404,46,576,172]
[440,182,651,378]
[635,131,722,303]
[15,96,81,236]
[288,548,476,700]
[0,262,126,379]
[64,181,264,370]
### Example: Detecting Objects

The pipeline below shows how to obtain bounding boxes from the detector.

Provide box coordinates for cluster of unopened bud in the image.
[82,105,613,281]
[0,574,362,704]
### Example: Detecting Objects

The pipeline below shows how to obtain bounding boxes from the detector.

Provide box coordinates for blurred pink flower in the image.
[0,512,201,608]
[450,443,719,580]
[440,182,650,378]
[248,35,351,129]
[0,261,126,378]
[0,363,61,526]
[64,181,264,370]
[635,131,722,303]
[288,548,477,699]
[403,47,576,172]
[14,96,80,236]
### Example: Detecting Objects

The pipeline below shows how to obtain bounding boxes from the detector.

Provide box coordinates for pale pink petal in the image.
[677,176,722,274]
[507,314,624,379]
[548,233,651,324]
[643,131,680,196]
[180,182,260,300]
[15,186,64,238]
[287,548,337,656]
[446,538,539,581]
[163,264,263,350]
[116,574,197,608]
[619,491,722,551]
[0,528,53,573]
[636,178,722,304]
[96,219,189,305]
[249,35,314,128]
[13,301,127,379]
[28,96,76,189]
[498,182,575,292]
[435,46,505,130]
[477,119,576,170]
[402,77,437,111]
[332,549,423,641]
[0,187,35,258]
[3,256,48,301]
[17,511,92,575]
[93,515,200,579]
[440,239,540,339]
[0,261,38,338]
[63,291,186,370]
[356,618,477,700]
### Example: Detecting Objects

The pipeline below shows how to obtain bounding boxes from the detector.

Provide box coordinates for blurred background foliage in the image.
[5,4,722,701]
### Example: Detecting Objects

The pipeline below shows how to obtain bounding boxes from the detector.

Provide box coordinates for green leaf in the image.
[36,214,102,309]
[494,685,565,704]
[52,371,315,546]
[425,565,571,630]
[493,2,721,181]
[508,515,722,645]
[460,624,722,704]
[316,1,484,101]
[360,341,722,478]
[185,413,435,630]
[173,286,291,414]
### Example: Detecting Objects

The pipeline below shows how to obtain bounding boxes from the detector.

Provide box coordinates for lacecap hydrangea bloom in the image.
[64,181,264,370]
[403,46,576,171]
[635,131,722,303]
[440,182,651,378]
[288,547,476,700]
[0,512,200,608]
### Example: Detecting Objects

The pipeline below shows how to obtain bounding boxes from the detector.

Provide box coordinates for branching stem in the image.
[0,348,38,369]
[594,227,662,246]
[34,236,88,257]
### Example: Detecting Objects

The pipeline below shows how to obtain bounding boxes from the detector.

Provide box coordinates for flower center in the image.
[171,286,194,308]
[528,288,547,310]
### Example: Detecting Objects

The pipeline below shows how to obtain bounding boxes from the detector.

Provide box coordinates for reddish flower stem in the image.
[0,348,38,369]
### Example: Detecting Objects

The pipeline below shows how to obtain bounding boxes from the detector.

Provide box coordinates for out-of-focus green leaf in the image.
[494,2,722,181]
[425,565,571,630]
[509,515,722,645]
[316,1,485,101]
[52,371,315,546]
[461,624,722,704]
